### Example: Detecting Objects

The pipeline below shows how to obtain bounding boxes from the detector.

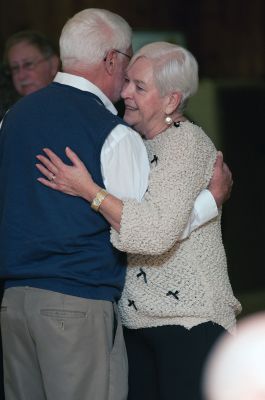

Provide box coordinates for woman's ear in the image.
[165,92,182,115]
[103,50,117,75]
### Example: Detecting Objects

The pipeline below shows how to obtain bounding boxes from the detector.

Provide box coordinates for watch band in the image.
[91,188,109,212]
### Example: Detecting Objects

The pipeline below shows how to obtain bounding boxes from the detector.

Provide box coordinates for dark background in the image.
[0,0,264,313]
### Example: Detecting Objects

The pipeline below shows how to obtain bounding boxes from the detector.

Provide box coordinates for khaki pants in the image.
[1,287,128,400]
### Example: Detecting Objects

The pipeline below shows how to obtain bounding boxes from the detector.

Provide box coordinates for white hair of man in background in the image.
[203,312,265,400]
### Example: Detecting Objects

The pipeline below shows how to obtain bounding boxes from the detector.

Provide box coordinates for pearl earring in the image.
[165,116,173,125]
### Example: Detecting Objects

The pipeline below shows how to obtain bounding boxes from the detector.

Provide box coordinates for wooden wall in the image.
[1,0,264,79]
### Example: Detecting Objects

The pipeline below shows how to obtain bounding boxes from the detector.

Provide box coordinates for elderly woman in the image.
[36,42,241,400]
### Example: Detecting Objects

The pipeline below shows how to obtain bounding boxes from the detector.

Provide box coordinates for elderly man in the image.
[0,8,232,400]
[4,30,60,97]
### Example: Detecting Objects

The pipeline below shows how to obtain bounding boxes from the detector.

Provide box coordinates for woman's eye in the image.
[136,85,144,91]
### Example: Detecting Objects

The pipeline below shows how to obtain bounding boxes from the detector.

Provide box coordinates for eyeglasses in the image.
[104,49,132,62]
[8,57,50,76]
[113,49,131,60]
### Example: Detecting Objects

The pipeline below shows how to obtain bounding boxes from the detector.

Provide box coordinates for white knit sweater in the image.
[111,121,241,332]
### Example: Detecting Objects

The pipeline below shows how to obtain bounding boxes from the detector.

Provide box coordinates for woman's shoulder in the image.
[165,120,216,152]
[174,121,217,158]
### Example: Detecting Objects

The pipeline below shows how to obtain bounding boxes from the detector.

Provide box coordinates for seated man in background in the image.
[4,30,60,97]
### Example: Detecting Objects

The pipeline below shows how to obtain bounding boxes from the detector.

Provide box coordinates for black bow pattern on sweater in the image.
[151,155,158,165]
[166,290,179,300]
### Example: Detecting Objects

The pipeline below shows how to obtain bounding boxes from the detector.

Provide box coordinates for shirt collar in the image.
[53,72,118,115]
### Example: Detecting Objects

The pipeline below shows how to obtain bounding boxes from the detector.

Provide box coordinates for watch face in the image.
[91,189,107,211]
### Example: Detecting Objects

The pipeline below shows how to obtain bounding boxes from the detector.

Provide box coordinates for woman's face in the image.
[121,57,168,139]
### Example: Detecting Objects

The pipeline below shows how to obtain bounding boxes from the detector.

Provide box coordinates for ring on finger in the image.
[49,174,56,182]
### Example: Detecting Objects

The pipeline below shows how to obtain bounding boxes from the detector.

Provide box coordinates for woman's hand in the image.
[36,147,100,201]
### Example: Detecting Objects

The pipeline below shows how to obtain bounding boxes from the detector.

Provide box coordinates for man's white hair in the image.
[60,8,132,69]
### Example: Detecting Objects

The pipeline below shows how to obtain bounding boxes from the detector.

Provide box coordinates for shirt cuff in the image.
[179,189,218,240]
[193,189,218,225]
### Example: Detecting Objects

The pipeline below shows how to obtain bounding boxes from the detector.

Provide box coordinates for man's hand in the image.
[208,151,233,208]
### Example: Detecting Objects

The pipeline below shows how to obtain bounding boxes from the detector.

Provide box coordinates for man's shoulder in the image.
[107,123,145,152]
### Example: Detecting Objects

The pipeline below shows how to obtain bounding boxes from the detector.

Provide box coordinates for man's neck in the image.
[63,64,110,98]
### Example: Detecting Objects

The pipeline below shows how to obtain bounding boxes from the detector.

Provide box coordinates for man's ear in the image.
[103,50,118,75]
[165,92,182,114]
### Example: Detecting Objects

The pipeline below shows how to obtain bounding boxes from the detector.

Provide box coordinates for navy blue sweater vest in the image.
[0,83,127,301]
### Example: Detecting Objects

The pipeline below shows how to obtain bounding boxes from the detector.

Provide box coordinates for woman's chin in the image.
[123,114,135,127]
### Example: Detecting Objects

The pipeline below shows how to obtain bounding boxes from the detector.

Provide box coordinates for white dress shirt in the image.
[53,72,218,238]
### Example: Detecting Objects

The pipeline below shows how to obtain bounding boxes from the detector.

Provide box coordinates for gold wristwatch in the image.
[91,189,109,212]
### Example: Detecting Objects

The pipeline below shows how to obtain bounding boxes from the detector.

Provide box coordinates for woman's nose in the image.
[121,83,131,99]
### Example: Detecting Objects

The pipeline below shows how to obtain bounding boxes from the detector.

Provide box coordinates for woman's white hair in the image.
[60,8,132,69]
[130,42,198,112]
